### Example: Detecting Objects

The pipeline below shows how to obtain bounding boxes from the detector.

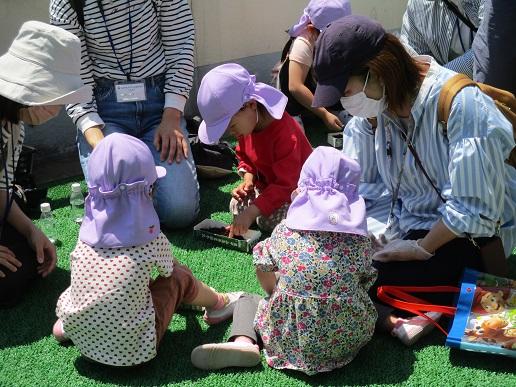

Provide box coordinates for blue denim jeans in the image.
[77,75,200,229]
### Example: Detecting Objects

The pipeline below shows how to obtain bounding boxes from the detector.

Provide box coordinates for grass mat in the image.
[1,119,515,386]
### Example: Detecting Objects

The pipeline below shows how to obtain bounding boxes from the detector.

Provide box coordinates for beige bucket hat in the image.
[0,20,92,106]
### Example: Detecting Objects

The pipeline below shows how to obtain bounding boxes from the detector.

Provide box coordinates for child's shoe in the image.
[391,312,442,346]
[191,342,260,370]
[203,292,243,325]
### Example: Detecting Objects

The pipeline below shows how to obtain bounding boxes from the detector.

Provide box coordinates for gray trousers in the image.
[229,294,263,344]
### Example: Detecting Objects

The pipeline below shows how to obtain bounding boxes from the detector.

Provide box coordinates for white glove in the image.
[372,239,434,262]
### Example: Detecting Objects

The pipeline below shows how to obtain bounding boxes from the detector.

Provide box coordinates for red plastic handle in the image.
[377,286,459,335]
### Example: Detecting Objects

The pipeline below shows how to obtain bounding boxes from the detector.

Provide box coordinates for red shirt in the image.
[236,113,313,216]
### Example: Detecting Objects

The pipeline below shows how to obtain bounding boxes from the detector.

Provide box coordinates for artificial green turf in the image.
[1,120,515,387]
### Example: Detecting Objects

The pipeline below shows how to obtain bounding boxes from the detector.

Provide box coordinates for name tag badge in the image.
[115,81,147,102]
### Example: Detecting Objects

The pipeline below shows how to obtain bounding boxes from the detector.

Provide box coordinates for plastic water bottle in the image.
[70,183,85,224]
[39,202,56,244]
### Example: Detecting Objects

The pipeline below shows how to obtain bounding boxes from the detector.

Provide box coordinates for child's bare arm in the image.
[256,267,277,296]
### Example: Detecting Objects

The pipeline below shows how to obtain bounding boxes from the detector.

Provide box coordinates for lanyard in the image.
[385,124,412,230]
[97,0,133,80]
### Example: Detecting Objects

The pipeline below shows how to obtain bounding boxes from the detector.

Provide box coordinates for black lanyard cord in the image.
[97,0,133,80]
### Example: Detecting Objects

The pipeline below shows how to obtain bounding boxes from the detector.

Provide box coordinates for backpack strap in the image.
[476,83,516,113]
[437,73,477,136]
[69,0,85,28]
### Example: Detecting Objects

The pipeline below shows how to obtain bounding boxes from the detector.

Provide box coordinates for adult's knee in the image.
[157,192,200,229]
[154,161,200,229]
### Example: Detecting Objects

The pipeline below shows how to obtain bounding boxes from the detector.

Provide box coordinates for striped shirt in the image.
[400,0,484,77]
[342,56,516,256]
[0,124,24,191]
[49,0,195,134]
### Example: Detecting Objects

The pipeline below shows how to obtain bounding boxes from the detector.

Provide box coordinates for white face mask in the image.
[340,71,386,118]
[19,105,61,125]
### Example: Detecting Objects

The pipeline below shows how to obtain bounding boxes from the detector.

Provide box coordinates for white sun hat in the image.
[0,20,92,106]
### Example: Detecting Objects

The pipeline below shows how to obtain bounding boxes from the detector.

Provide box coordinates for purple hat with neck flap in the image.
[285,146,367,235]
[197,63,287,145]
[79,133,166,248]
[288,0,352,37]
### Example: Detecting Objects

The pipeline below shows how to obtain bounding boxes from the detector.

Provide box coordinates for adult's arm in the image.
[426,86,514,253]
[152,1,195,162]
[49,0,105,141]
[0,191,56,276]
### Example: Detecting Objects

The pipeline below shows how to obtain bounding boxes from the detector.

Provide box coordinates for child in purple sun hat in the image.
[191,146,377,375]
[197,63,313,237]
[52,133,242,367]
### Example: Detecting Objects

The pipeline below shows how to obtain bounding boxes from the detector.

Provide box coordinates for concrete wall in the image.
[0,0,408,182]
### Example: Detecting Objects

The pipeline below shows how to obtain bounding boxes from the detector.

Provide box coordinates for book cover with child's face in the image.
[462,274,516,354]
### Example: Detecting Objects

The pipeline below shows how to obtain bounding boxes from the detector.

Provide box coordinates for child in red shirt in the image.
[197,63,312,235]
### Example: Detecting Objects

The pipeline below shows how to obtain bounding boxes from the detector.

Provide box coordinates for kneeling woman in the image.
[0,21,92,307]
[311,16,515,319]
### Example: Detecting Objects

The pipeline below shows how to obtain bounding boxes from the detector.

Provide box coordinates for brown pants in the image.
[150,263,199,346]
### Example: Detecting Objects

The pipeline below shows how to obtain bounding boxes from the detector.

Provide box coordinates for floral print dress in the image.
[253,221,377,375]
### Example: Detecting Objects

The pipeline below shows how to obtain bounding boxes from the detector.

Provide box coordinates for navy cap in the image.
[312,15,386,108]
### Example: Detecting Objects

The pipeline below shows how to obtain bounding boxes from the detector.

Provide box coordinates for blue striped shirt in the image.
[342,56,516,256]
[50,0,195,133]
[400,0,484,77]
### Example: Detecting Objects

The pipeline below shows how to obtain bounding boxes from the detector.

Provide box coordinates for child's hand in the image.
[231,177,254,202]
[229,205,260,237]
[370,233,389,252]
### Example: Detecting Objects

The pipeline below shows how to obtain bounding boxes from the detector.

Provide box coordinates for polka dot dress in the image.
[56,233,173,366]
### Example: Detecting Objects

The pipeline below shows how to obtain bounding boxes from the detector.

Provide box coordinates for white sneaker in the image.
[391,312,442,346]
[191,342,260,370]
[203,292,243,325]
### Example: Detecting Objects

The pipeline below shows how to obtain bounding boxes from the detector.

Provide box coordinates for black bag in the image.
[186,116,237,179]
[189,135,237,179]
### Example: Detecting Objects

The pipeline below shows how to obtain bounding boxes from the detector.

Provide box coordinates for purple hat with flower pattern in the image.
[285,146,367,235]
[79,133,166,248]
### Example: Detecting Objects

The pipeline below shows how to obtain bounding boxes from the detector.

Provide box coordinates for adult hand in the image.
[372,239,433,262]
[154,108,188,164]
[26,226,57,277]
[229,205,260,237]
[0,245,22,278]
[323,111,343,132]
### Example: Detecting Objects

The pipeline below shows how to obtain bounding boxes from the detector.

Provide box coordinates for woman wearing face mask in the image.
[0,21,92,307]
[312,16,516,329]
